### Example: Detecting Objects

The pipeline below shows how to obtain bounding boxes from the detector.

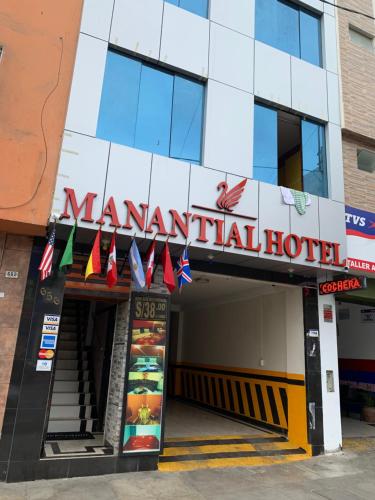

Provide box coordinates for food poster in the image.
[122,294,169,454]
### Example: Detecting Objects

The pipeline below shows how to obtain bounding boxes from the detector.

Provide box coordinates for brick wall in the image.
[343,136,375,211]
[0,233,32,433]
[338,0,375,212]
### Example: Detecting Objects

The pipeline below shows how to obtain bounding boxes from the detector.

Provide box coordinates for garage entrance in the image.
[337,296,375,441]
[160,271,309,470]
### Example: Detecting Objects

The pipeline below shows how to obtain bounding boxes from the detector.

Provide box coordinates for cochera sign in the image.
[60,179,346,268]
[319,276,367,295]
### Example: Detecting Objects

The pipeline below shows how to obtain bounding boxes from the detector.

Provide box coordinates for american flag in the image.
[176,247,192,291]
[38,227,56,281]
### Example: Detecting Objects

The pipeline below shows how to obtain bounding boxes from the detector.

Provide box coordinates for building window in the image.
[255,0,322,67]
[349,26,374,52]
[357,149,375,173]
[97,51,205,164]
[253,103,328,197]
[165,0,208,18]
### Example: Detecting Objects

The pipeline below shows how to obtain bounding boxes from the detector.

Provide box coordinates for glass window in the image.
[349,27,374,52]
[253,103,328,198]
[300,10,322,66]
[255,0,322,67]
[301,120,327,197]
[96,52,141,147]
[253,104,278,185]
[97,51,205,164]
[134,66,174,156]
[165,0,208,18]
[170,76,204,164]
[357,149,375,173]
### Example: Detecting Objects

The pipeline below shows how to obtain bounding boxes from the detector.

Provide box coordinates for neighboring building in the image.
[1,0,348,482]
[0,0,83,475]
[335,1,375,429]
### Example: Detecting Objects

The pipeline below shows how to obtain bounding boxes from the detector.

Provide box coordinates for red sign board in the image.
[319,277,367,295]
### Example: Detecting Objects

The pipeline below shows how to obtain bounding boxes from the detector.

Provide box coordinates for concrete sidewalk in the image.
[1,441,375,500]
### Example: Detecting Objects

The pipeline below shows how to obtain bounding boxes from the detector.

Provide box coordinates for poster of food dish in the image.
[122,293,169,454]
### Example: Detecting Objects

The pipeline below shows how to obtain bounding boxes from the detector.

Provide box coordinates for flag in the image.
[145,240,156,289]
[161,242,175,293]
[177,247,192,291]
[38,226,56,281]
[85,228,101,280]
[59,221,77,270]
[106,231,117,288]
[128,239,145,289]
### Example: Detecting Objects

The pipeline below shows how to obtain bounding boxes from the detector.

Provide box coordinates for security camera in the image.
[344,265,350,273]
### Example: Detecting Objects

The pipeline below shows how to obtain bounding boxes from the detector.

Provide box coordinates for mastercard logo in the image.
[39,349,55,360]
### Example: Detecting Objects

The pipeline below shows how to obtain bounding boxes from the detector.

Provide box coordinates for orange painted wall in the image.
[0,0,83,236]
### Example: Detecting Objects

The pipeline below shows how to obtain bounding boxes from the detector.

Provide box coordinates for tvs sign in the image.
[59,180,346,268]
[346,206,375,273]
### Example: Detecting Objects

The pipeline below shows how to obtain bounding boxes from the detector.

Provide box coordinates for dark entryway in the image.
[43,298,116,457]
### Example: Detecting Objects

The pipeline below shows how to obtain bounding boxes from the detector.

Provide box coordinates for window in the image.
[255,0,322,67]
[349,26,374,52]
[357,149,375,173]
[165,0,208,18]
[253,103,328,197]
[97,51,205,164]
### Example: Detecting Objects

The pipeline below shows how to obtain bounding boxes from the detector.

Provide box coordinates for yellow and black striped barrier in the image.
[159,433,308,472]
[169,363,309,451]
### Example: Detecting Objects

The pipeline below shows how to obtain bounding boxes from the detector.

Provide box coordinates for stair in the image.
[47,301,99,436]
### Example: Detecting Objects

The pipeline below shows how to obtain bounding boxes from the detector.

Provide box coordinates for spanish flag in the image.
[85,228,101,280]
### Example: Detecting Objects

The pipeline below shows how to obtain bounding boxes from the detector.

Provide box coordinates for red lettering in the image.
[332,243,346,267]
[265,229,284,256]
[284,234,302,259]
[96,196,121,227]
[123,201,148,231]
[301,237,320,262]
[145,207,168,235]
[214,219,225,246]
[320,241,333,265]
[60,188,97,222]
[169,210,191,239]
[192,214,215,243]
[245,225,261,253]
[225,222,244,249]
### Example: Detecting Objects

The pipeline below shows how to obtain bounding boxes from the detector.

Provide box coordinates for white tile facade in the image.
[55,0,346,271]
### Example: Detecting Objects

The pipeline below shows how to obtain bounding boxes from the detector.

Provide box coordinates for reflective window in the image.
[255,0,322,67]
[253,103,328,198]
[165,0,208,18]
[134,66,174,156]
[97,51,204,164]
[253,104,278,185]
[170,76,204,164]
[302,120,327,197]
[300,10,322,66]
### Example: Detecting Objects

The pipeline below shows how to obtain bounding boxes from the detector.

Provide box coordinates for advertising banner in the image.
[122,293,169,455]
[346,206,375,273]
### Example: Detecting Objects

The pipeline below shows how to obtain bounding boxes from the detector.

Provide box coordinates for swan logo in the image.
[216,179,247,212]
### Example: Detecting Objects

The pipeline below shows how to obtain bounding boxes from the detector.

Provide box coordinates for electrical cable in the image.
[321,0,375,21]
[0,37,64,210]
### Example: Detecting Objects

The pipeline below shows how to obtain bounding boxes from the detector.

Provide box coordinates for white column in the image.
[318,282,342,452]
